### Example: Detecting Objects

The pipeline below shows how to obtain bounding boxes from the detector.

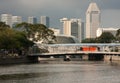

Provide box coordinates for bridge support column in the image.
[82,55,89,60]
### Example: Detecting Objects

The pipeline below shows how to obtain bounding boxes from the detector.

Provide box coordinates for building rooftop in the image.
[86,2,100,13]
[55,35,80,44]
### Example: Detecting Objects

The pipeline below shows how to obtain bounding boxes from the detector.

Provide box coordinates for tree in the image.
[14,23,56,44]
[97,32,115,43]
[0,28,34,50]
[0,22,10,28]
[116,29,120,42]
[82,38,96,43]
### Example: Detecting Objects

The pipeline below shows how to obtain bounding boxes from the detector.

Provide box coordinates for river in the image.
[0,61,120,83]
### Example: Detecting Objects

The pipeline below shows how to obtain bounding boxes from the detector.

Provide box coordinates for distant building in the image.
[60,18,84,42]
[12,16,22,27]
[28,16,37,24]
[40,16,50,28]
[86,2,100,38]
[49,28,60,35]
[97,28,119,37]
[1,14,12,27]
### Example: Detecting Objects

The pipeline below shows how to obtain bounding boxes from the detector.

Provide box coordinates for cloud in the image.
[0,0,120,28]
[100,0,120,10]
[101,9,120,27]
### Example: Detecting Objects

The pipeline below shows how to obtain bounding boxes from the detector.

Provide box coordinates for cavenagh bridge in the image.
[28,43,120,61]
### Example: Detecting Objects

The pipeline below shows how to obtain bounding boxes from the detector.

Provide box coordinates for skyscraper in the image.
[12,16,22,27]
[86,2,100,38]
[40,16,50,28]
[60,18,71,36]
[60,18,84,42]
[28,16,37,24]
[1,14,12,27]
[12,16,22,24]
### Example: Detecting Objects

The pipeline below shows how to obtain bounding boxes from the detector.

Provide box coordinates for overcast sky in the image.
[0,0,120,28]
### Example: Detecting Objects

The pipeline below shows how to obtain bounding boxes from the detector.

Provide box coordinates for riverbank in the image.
[0,55,120,65]
[0,56,38,65]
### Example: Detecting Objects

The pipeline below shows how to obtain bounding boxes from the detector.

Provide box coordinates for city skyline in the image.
[0,0,120,28]
[61,18,84,42]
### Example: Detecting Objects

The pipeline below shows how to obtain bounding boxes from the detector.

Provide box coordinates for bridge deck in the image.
[28,51,120,57]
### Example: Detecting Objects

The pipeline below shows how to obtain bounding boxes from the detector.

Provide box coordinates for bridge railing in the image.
[29,43,120,54]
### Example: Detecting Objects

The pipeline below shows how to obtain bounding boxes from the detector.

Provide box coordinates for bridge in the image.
[27,43,120,61]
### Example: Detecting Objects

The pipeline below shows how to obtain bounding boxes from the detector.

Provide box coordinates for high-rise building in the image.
[12,16,22,27]
[60,18,84,42]
[60,18,71,36]
[12,16,22,24]
[28,16,37,24]
[1,14,12,27]
[49,28,60,35]
[40,16,50,28]
[86,2,100,38]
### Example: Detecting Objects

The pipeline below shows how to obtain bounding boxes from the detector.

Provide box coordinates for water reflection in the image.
[0,72,48,80]
[0,61,120,83]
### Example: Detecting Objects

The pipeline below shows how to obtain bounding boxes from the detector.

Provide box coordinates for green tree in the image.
[97,32,115,43]
[14,23,56,44]
[82,38,96,43]
[0,22,10,28]
[0,28,33,50]
[116,29,120,42]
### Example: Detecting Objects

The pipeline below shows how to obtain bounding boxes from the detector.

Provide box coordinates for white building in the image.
[12,16,22,25]
[49,28,60,35]
[40,16,50,28]
[1,14,12,27]
[60,18,71,36]
[60,18,84,42]
[28,16,37,24]
[86,2,100,38]
[97,28,119,37]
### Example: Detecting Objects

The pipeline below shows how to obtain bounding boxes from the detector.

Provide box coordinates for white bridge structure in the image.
[28,43,120,61]
[32,43,120,55]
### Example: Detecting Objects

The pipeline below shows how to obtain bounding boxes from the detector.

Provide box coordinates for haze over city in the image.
[0,0,120,28]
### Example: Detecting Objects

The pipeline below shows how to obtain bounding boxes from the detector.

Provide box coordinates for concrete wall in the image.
[104,55,120,61]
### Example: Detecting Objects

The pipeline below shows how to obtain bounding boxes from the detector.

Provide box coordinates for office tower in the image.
[40,16,50,28]
[12,16,22,27]
[28,16,37,24]
[60,18,84,42]
[86,2,100,38]
[1,14,12,27]
[60,18,71,36]
[12,16,22,24]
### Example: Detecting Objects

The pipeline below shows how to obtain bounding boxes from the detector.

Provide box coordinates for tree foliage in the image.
[116,29,120,42]
[82,32,115,43]
[0,22,34,50]
[97,32,115,43]
[14,23,56,44]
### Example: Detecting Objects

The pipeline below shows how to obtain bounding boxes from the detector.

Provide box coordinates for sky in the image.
[0,0,120,28]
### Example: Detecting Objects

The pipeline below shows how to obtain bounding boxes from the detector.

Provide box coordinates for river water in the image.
[0,61,120,83]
